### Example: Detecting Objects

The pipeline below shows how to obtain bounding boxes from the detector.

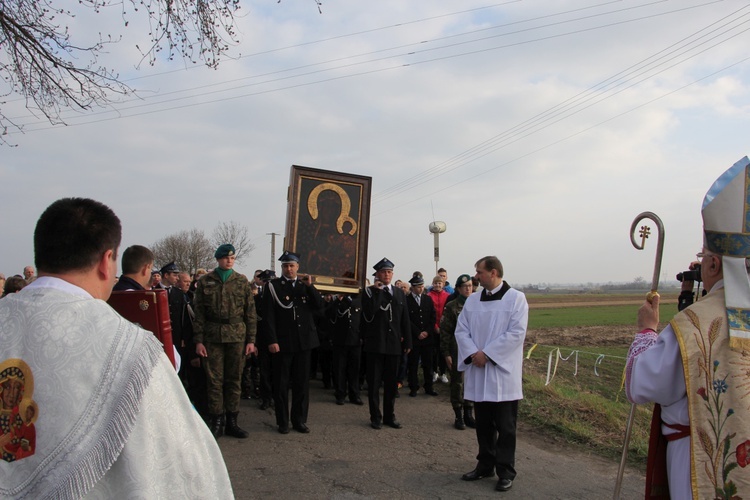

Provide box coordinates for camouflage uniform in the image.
[194,270,257,416]
[440,298,474,420]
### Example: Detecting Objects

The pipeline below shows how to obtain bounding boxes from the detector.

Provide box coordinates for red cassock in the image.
[107,289,176,368]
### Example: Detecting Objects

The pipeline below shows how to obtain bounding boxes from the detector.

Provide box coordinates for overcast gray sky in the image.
[2,0,749,286]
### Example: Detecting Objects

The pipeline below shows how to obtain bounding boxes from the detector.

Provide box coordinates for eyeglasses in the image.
[697,251,718,260]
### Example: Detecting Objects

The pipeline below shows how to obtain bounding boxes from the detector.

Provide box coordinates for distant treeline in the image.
[520,279,682,294]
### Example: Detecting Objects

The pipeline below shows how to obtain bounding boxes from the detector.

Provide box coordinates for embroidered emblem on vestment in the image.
[0,359,37,462]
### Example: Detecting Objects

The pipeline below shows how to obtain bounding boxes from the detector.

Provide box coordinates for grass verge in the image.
[521,341,652,469]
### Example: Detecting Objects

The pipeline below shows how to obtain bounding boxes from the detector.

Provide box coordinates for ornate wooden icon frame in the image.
[284,165,372,294]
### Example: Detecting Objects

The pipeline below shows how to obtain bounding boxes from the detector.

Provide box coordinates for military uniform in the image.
[406,285,437,396]
[193,258,256,437]
[255,270,276,409]
[440,287,474,429]
[328,294,364,405]
[361,258,412,429]
[264,252,324,433]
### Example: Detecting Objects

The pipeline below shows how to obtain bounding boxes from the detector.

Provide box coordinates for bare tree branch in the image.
[211,220,255,264]
[0,0,243,145]
[152,228,215,274]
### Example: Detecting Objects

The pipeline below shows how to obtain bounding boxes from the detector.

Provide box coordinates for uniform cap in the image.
[159,262,179,274]
[214,244,236,259]
[373,258,394,271]
[455,274,472,287]
[408,275,424,286]
[258,269,277,281]
[279,251,300,264]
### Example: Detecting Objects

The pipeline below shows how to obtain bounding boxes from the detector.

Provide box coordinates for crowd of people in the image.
[0,199,530,495]
[6,157,750,497]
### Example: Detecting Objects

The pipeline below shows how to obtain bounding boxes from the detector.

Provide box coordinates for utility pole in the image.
[267,232,280,271]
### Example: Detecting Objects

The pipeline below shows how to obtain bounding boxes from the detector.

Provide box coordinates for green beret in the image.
[455,274,472,287]
[214,243,236,259]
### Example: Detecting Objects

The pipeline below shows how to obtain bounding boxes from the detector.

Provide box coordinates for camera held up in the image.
[676,264,702,283]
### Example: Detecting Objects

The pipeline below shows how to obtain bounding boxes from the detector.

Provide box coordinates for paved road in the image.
[218,380,644,499]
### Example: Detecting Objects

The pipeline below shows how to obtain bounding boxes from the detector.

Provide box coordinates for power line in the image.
[10,0,715,128]
[372,4,750,204]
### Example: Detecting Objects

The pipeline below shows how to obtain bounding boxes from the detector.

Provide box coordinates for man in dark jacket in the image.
[255,269,276,410]
[405,274,438,397]
[263,251,324,434]
[361,258,412,429]
[112,245,153,291]
[329,293,364,406]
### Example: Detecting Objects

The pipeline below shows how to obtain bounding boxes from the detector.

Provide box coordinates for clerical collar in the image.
[24,276,93,299]
[487,281,504,296]
[480,281,510,302]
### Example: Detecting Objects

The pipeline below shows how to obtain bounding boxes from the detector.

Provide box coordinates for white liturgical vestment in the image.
[455,282,528,402]
[0,277,233,499]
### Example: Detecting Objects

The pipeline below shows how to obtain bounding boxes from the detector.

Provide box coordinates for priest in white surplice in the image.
[0,198,233,499]
[455,255,528,493]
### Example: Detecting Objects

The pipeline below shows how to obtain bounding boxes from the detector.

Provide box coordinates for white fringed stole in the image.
[0,288,162,499]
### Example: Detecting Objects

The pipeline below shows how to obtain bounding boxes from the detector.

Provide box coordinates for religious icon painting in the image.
[0,359,37,462]
[284,165,372,294]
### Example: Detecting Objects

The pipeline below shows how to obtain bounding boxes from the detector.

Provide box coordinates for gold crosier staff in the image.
[613,211,665,499]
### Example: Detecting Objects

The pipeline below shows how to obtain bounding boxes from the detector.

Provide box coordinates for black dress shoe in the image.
[336,398,345,405]
[409,390,417,397]
[461,467,495,481]
[350,397,364,405]
[425,388,438,396]
[371,421,382,430]
[293,423,310,433]
[495,478,513,491]
[259,400,271,410]
[384,420,402,429]
[278,425,289,434]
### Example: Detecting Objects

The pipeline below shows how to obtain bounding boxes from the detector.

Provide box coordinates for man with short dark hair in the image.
[436,267,454,294]
[0,198,232,497]
[113,245,154,291]
[456,255,528,493]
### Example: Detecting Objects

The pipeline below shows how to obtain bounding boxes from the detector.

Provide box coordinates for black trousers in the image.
[333,344,361,401]
[257,347,273,402]
[365,352,400,424]
[271,349,311,428]
[407,342,434,392]
[474,400,518,480]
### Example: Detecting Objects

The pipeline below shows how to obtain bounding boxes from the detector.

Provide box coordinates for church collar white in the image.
[486,280,504,295]
[24,276,94,299]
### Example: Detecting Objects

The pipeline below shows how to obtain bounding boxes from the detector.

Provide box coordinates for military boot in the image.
[464,407,476,428]
[209,414,224,439]
[454,407,465,430]
[225,411,249,439]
